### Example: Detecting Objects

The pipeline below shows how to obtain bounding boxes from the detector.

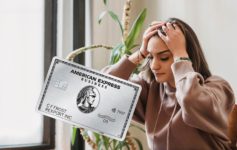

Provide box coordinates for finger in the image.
[158,29,167,42]
[166,22,175,31]
[149,21,164,27]
[144,23,164,36]
[146,29,158,38]
[173,23,181,31]
[162,25,168,34]
[144,29,158,41]
[148,22,164,31]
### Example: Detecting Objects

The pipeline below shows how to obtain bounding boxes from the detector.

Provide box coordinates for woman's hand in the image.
[158,22,189,58]
[139,22,165,57]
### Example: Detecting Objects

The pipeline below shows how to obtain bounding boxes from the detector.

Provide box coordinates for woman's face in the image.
[147,36,175,87]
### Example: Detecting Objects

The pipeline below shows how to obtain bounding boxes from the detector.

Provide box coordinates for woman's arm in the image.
[159,22,235,136]
[102,21,165,77]
[102,55,149,124]
[172,61,235,137]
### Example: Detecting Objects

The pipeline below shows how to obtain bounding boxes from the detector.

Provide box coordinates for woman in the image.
[103,18,235,150]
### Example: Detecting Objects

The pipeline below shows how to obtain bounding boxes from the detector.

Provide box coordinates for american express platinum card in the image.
[36,57,142,141]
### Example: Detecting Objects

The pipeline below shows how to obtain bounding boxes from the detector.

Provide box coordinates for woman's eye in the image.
[160,57,169,61]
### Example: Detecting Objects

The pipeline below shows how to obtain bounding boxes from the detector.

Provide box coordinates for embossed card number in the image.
[36,57,141,141]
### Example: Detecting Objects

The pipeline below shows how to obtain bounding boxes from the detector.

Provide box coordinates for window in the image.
[0,0,56,149]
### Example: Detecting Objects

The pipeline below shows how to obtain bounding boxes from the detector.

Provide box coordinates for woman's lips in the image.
[157,73,165,75]
[154,72,165,76]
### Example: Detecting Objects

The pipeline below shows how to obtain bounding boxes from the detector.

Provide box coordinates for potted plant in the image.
[69,0,147,149]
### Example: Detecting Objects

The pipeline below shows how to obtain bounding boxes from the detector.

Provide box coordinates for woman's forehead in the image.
[147,36,169,53]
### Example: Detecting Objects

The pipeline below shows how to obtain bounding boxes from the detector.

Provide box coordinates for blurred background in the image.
[0,0,236,150]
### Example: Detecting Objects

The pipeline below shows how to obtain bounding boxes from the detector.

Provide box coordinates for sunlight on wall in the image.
[0,0,44,145]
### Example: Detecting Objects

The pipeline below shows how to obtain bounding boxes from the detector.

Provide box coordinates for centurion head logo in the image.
[76,86,100,113]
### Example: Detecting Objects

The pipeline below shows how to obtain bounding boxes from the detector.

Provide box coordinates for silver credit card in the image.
[36,57,141,141]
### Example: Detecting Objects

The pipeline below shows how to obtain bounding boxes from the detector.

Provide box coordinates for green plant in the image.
[71,0,147,149]
[98,0,146,65]
[68,45,144,150]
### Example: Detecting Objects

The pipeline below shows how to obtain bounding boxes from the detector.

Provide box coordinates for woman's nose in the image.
[150,58,160,70]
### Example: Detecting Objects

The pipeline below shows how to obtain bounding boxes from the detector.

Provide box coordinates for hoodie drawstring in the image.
[166,102,178,150]
[152,88,165,150]
[152,84,178,150]
[152,94,163,150]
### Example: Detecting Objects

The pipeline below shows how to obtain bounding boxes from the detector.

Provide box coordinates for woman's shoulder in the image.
[205,75,231,85]
[205,75,235,92]
[205,75,235,103]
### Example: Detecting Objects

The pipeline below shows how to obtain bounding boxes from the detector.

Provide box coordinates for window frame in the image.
[70,0,85,150]
[0,0,57,149]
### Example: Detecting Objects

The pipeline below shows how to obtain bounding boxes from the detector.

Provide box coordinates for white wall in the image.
[90,0,125,69]
[91,0,237,98]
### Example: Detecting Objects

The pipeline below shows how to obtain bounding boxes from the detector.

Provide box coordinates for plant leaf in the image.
[125,8,147,50]
[132,137,143,150]
[98,10,107,24]
[112,139,118,149]
[115,141,126,149]
[109,43,124,64]
[130,124,146,132]
[71,127,77,145]
[124,143,130,150]
[125,44,140,53]
[103,135,111,150]
[103,0,107,5]
[98,140,104,150]
[108,10,124,35]
[93,132,101,145]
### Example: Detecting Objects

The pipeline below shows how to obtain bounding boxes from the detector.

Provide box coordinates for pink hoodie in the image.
[102,56,235,150]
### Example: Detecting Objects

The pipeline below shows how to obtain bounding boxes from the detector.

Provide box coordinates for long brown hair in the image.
[143,18,212,82]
